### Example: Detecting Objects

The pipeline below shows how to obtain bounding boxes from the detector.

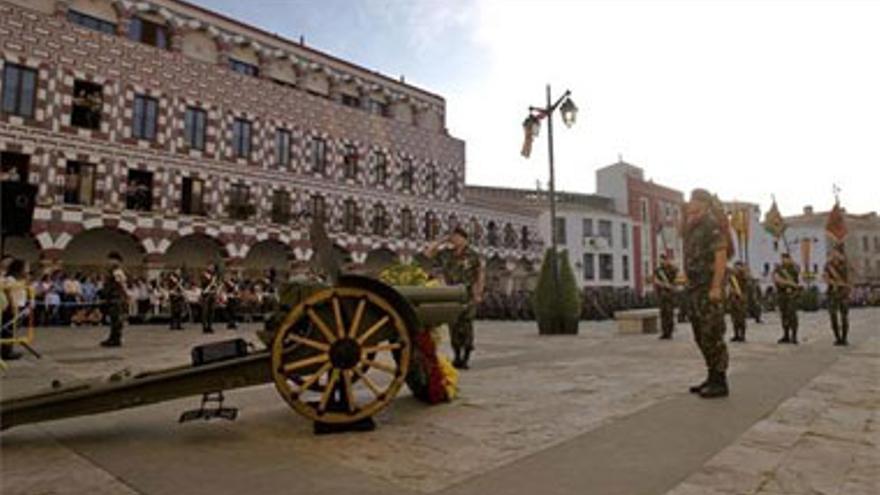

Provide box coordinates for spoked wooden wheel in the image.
[270,287,411,424]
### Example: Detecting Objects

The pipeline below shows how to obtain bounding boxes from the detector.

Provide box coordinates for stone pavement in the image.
[0,308,877,495]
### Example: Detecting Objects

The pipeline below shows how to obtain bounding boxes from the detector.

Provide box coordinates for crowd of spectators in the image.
[25,270,280,327]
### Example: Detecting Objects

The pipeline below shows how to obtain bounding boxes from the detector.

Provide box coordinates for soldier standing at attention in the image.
[100,252,128,347]
[166,269,185,331]
[425,226,485,370]
[728,261,749,342]
[653,253,679,339]
[773,253,801,344]
[823,244,851,346]
[201,264,219,334]
[683,189,733,399]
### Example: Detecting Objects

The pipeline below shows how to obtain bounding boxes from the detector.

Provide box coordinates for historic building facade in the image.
[596,160,684,295]
[0,0,540,276]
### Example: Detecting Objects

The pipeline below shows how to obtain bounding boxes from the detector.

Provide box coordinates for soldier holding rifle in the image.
[201,264,220,334]
[165,269,186,331]
[728,261,750,342]
[653,253,679,340]
[773,253,801,344]
[823,244,851,346]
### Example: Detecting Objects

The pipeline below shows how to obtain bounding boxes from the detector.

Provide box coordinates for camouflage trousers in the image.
[689,289,728,372]
[658,294,676,336]
[450,305,476,352]
[729,297,747,335]
[778,292,799,332]
[106,300,125,341]
[827,291,849,337]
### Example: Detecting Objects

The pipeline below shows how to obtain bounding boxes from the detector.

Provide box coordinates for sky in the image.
[193,0,880,217]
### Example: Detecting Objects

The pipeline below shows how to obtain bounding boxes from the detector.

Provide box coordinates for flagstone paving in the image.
[1,308,877,495]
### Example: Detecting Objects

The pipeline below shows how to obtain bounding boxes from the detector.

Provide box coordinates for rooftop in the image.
[464,185,620,215]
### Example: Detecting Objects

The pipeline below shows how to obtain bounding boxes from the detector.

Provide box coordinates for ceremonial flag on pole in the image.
[521,116,537,158]
[763,199,787,239]
[730,207,750,260]
[825,201,848,244]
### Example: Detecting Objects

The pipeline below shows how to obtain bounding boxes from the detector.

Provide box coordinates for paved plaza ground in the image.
[1,308,878,495]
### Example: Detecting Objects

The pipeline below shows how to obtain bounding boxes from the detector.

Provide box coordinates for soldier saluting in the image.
[773,253,801,344]
[683,189,733,399]
[425,226,484,370]
[100,252,128,347]
[653,253,679,340]
[823,244,851,346]
[728,261,750,342]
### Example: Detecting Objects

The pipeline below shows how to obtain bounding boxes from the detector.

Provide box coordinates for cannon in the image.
[1,218,467,433]
[0,275,466,432]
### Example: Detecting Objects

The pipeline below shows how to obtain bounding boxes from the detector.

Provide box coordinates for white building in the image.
[537,193,634,289]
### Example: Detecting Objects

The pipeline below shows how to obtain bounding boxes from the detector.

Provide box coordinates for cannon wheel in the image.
[270,287,411,424]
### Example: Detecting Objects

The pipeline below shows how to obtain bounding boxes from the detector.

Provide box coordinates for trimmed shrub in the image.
[532,248,581,334]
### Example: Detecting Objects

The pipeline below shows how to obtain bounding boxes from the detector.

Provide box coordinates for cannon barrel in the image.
[1,279,469,431]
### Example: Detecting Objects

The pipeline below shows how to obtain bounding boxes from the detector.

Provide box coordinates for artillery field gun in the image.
[1,218,466,433]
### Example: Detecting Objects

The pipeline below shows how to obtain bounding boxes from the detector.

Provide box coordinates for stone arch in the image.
[485,254,509,294]
[241,239,294,277]
[160,233,228,271]
[3,234,41,265]
[303,70,330,97]
[229,44,259,66]
[60,226,146,271]
[265,58,298,86]
[180,29,219,64]
[363,247,398,275]
[69,0,120,24]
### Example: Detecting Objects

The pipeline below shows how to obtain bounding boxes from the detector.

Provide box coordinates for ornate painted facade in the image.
[0,0,541,276]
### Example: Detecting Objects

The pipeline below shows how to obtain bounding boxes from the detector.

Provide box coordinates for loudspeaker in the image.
[1,181,37,236]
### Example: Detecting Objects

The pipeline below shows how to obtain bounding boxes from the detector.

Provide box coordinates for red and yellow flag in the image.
[825,201,848,243]
[763,199,786,239]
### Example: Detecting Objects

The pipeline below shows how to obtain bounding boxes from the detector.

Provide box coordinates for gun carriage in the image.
[1,218,466,433]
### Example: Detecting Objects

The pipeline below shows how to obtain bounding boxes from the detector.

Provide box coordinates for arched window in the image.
[487,221,499,247]
[424,211,439,240]
[400,208,414,238]
[343,198,359,233]
[372,203,388,236]
[503,223,517,248]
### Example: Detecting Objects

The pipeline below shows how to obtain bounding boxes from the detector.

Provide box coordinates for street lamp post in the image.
[523,85,578,298]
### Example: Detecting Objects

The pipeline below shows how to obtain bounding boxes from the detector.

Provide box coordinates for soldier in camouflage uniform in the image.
[683,189,732,399]
[425,226,484,369]
[653,254,679,339]
[773,253,801,344]
[747,275,762,323]
[728,261,749,342]
[100,252,128,347]
[823,244,850,346]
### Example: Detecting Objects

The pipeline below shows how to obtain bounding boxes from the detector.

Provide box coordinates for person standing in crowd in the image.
[1,258,29,361]
[728,261,750,342]
[200,264,219,334]
[166,269,185,330]
[224,273,239,330]
[747,273,763,324]
[100,252,128,347]
[773,253,801,344]
[653,253,679,340]
[424,226,484,370]
[823,244,851,346]
[683,189,733,399]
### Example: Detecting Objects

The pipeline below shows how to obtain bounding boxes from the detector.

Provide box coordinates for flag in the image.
[763,199,786,239]
[521,116,537,158]
[825,201,848,243]
[730,207,750,260]
[801,237,812,273]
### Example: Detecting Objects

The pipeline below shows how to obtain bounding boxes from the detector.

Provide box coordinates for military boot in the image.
[790,328,799,345]
[777,329,790,344]
[841,325,849,346]
[699,371,729,399]
[452,348,463,369]
[459,349,471,370]
[689,371,710,394]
